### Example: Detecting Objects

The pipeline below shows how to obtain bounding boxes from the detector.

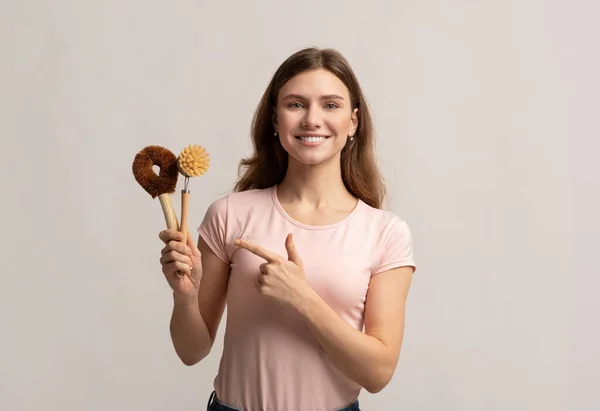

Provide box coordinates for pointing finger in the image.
[235,239,280,262]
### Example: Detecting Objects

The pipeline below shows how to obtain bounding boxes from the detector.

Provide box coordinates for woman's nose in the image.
[301,105,323,128]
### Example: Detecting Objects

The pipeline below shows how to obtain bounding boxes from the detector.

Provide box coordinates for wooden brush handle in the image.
[158,193,179,231]
[180,190,190,243]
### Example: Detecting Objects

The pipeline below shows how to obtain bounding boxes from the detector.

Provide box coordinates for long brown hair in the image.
[233,47,387,209]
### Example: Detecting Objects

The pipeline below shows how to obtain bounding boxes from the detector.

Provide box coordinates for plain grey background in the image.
[1,1,598,410]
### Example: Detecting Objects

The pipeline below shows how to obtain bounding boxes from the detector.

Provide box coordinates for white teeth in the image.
[297,136,327,142]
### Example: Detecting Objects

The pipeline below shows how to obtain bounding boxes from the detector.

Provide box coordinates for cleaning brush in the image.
[177,144,210,244]
[132,145,180,230]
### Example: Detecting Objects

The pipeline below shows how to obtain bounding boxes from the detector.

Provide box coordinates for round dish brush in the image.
[177,144,210,242]
[132,145,180,230]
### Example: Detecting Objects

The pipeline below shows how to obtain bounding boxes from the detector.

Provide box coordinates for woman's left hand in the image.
[234,233,312,309]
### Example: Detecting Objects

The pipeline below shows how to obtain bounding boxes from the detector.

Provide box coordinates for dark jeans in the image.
[207,391,361,411]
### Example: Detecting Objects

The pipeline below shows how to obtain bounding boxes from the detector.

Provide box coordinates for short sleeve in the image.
[373,218,416,275]
[197,195,230,264]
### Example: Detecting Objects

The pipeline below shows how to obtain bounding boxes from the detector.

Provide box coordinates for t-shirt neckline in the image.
[270,185,363,230]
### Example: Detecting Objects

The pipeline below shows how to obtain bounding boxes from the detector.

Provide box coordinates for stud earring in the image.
[349,135,355,141]
[274,132,278,137]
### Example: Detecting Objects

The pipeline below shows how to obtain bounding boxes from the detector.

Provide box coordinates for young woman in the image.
[158,47,416,411]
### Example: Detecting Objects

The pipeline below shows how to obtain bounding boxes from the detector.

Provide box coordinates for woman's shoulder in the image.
[356,199,409,229]
[229,186,274,202]
[204,186,274,215]
[354,199,414,246]
[355,201,415,271]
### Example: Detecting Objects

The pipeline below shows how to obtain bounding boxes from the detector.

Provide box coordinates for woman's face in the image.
[274,68,358,166]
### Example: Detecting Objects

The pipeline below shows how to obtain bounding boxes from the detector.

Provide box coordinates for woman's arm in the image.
[296,266,414,393]
[233,235,414,392]
[169,235,230,365]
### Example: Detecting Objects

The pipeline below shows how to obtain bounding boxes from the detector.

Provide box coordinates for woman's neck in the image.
[277,157,355,209]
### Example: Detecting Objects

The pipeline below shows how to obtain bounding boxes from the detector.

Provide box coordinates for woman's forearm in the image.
[169,294,212,366]
[295,289,397,393]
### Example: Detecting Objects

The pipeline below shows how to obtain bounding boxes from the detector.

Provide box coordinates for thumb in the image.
[285,233,303,266]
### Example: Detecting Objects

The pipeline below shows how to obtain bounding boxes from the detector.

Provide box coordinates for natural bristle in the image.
[132,145,179,198]
[177,144,210,178]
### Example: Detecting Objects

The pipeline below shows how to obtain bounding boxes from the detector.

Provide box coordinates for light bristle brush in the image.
[132,145,180,230]
[177,144,210,243]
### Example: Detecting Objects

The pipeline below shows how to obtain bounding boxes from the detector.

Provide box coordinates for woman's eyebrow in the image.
[282,93,346,101]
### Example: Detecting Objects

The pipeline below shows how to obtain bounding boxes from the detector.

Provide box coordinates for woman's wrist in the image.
[173,291,199,307]
[293,285,320,318]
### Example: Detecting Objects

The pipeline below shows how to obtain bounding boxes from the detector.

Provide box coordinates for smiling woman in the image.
[157,47,416,411]
[234,47,384,209]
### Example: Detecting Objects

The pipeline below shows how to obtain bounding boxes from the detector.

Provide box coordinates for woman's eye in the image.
[287,102,338,109]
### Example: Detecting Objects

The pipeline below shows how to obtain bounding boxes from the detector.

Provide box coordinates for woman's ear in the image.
[349,108,359,136]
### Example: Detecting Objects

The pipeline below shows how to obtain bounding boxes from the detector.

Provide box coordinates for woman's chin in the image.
[288,151,340,167]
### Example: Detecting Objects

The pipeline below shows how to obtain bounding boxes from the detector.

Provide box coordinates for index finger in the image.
[234,239,279,262]
[159,229,183,244]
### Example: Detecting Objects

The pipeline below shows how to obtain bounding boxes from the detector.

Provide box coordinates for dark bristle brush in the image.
[132,145,180,230]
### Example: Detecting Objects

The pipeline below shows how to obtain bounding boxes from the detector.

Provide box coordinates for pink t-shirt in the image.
[198,185,415,411]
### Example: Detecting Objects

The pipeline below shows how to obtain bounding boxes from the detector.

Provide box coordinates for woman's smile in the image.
[295,135,331,146]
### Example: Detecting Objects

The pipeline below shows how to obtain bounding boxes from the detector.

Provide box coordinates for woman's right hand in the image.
[159,229,202,300]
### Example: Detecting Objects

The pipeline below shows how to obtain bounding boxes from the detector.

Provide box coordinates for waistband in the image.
[207,391,360,411]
